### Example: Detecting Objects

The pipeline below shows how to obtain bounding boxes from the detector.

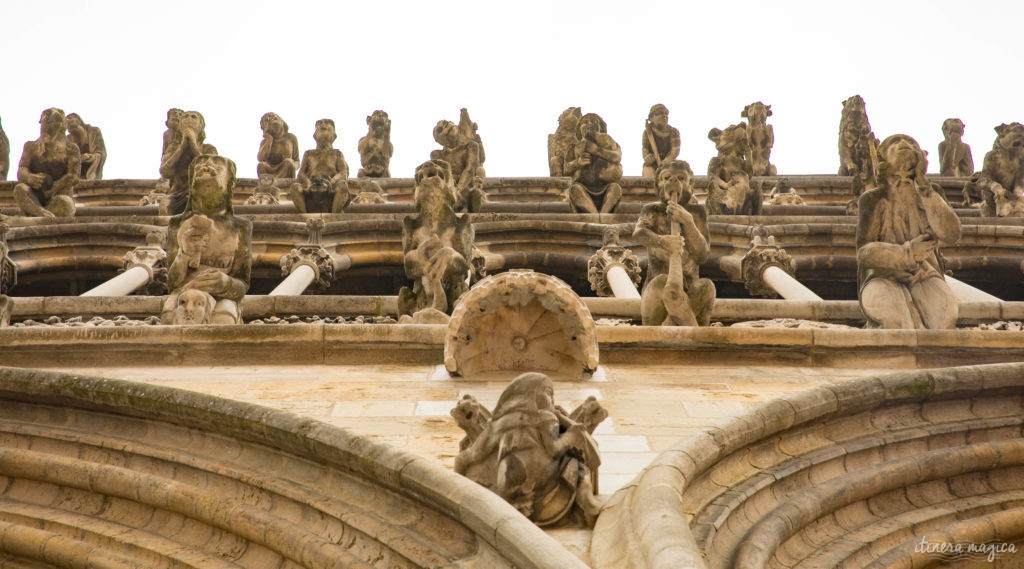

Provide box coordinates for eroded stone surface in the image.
[857,134,961,329]
[256,112,299,180]
[838,95,879,209]
[566,113,623,213]
[939,118,973,177]
[358,110,393,178]
[549,107,581,177]
[742,101,776,176]
[445,270,599,378]
[453,372,607,527]
[291,118,350,213]
[66,113,106,180]
[430,109,486,212]
[706,123,760,215]
[160,110,217,215]
[968,122,1024,216]
[161,155,251,325]
[633,160,715,326]
[14,108,80,218]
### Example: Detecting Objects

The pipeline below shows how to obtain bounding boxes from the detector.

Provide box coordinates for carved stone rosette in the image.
[280,245,334,292]
[122,242,168,295]
[741,245,795,298]
[445,270,599,379]
[587,245,642,297]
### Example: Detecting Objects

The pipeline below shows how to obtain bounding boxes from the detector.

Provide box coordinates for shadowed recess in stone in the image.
[0,367,589,569]
[589,362,1024,569]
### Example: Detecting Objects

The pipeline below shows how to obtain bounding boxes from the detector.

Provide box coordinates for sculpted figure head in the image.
[314,119,337,147]
[173,289,216,324]
[993,122,1024,157]
[843,95,867,116]
[877,134,928,185]
[414,159,456,211]
[187,154,236,215]
[648,104,669,127]
[577,113,607,139]
[558,106,582,131]
[177,111,206,144]
[942,118,965,140]
[741,101,772,125]
[260,112,288,137]
[40,108,68,136]
[166,108,183,129]
[655,160,694,205]
[433,120,460,148]
[66,113,87,137]
[367,110,390,135]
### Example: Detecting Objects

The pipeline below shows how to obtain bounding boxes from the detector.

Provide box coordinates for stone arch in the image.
[444,270,599,378]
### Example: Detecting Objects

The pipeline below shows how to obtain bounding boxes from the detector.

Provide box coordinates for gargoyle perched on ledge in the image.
[162,155,251,325]
[452,372,607,528]
[291,119,350,214]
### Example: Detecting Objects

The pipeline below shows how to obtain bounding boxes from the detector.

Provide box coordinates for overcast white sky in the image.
[2,1,1021,180]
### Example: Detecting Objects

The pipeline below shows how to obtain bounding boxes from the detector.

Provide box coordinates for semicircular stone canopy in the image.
[590,363,1024,569]
[0,367,587,569]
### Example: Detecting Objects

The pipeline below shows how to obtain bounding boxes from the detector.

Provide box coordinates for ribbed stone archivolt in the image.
[444,270,599,378]
[590,363,1024,569]
[0,367,589,569]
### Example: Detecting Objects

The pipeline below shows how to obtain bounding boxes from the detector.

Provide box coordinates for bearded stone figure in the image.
[398,160,474,323]
[66,113,106,180]
[160,110,218,215]
[565,113,623,213]
[13,108,81,218]
[633,160,715,326]
[452,372,606,528]
[256,112,299,180]
[856,135,961,329]
[357,110,393,178]
[162,155,252,325]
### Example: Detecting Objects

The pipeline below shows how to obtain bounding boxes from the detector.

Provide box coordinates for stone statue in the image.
[0,116,10,180]
[291,119,350,214]
[357,110,393,178]
[641,104,680,177]
[162,155,252,325]
[969,123,1024,216]
[452,372,606,528]
[160,110,218,215]
[706,124,761,215]
[742,102,776,176]
[398,159,474,323]
[458,107,486,171]
[66,113,106,180]
[548,106,581,176]
[245,174,280,205]
[161,108,184,158]
[857,135,961,329]
[431,116,486,212]
[13,108,81,218]
[256,112,299,180]
[633,160,715,326]
[565,113,623,214]
[838,95,879,207]
[351,179,387,204]
[939,118,973,177]
[768,177,805,206]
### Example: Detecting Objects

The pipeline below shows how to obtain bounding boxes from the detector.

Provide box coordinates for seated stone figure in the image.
[565,113,623,213]
[430,118,486,212]
[398,159,474,323]
[14,108,81,218]
[706,124,761,215]
[245,174,280,205]
[1,116,11,180]
[633,160,715,326]
[939,118,973,177]
[642,104,680,177]
[548,106,581,176]
[256,112,299,180]
[742,101,776,176]
[857,134,961,329]
[452,372,606,528]
[768,177,805,206]
[162,155,252,325]
[357,110,393,178]
[292,119,351,213]
[160,110,218,215]
[161,108,184,158]
[969,122,1024,216]
[66,113,106,180]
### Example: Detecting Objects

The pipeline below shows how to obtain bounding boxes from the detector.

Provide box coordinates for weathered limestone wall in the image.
[0,367,588,569]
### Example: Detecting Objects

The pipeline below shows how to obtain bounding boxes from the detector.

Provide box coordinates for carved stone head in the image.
[173,289,216,324]
[313,119,337,146]
[187,154,237,215]
[993,123,1024,157]
[741,101,772,124]
[655,160,694,205]
[260,112,288,137]
[842,95,867,115]
[648,104,669,126]
[39,108,67,136]
[576,113,607,139]
[708,124,749,155]
[414,159,456,211]
[177,111,207,143]
[558,107,582,130]
[66,113,87,136]
[433,120,459,147]
[942,118,965,139]
[877,134,927,183]
[166,108,183,129]
[367,110,390,135]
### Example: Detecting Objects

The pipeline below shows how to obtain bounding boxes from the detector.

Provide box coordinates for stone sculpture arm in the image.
[17,142,46,189]
[288,133,300,164]
[642,132,656,166]
[919,183,961,244]
[159,133,199,179]
[666,127,681,162]
[673,203,710,264]
[331,151,349,186]
[297,151,312,187]
[590,134,621,163]
[257,133,275,163]
[51,143,82,197]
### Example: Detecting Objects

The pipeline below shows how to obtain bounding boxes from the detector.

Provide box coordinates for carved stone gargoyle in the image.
[452,372,608,528]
